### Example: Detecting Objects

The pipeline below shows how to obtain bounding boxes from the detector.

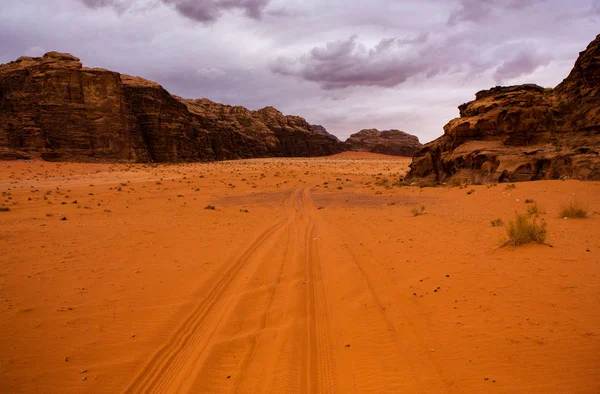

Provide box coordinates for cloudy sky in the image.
[1,0,598,142]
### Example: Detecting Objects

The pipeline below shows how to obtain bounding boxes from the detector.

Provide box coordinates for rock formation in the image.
[310,124,340,141]
[406,34,600,183]
[344,129,422,157]
[0,52,343,162]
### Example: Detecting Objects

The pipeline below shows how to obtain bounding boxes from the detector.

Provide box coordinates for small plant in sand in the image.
[559,201,589,218]
[204,205,216,210]
[502,213,547,246]
[375,178,389,187]
[526,202,543,216]
[504,183,516,190]
[411,205,426,216]
[490,218,504,227]
[0,207,9,212]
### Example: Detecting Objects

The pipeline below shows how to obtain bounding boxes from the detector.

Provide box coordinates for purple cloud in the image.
[271,35,434,90]
[79,0,270,22]
[493,49,552,83]
[448,0,547,25]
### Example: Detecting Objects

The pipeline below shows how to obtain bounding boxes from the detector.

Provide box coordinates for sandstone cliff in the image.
[406,34,600,183]
[344,129,422,157]
[310,124,340,142]
[0,52,343,162]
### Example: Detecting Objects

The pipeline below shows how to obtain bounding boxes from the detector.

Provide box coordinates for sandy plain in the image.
[0,152,599,393]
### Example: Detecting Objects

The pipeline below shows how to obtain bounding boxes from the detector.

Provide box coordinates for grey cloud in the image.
[448,0,546,25]
[79,0,270,21]
[80,0,131,12]
[162,0,269,22]
[271,35,433,90]
[493,49,553,83]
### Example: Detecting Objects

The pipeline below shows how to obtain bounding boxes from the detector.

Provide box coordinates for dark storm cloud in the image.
[270,31,553,90]
[162,0,270,22]
[271,35,436,90]
[448,0,546,25]
[79,0,270,22]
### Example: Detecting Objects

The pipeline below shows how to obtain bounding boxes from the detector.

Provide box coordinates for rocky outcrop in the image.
[406,35,600,183]
[344,129,422,157]
[0,52,343,162]
[311,124,340,142]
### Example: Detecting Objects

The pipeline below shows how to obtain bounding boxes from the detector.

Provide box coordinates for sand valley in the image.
[1,153,598,393]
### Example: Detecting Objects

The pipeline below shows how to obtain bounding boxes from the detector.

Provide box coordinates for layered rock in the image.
[406,34,600,183]
[310,124,340,142]
[0,52,343,162]
[344,129,422,157]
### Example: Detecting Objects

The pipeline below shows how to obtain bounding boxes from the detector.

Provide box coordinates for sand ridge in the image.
[0,154,599,393]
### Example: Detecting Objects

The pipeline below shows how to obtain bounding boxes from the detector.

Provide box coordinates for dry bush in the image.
[204,205,216,210]
[490,218,503,227]
[503,213,547,246]
[526,202,543,216]
[411,205,426,216]
[559,201,589,218]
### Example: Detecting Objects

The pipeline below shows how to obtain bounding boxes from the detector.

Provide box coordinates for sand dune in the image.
[0,154,598,393]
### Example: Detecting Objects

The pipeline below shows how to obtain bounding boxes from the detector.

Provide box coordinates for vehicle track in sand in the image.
[126,185,448,393]
[125,186,338,393]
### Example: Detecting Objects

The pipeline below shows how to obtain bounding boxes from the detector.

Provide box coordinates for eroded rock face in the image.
[311,124,340,142]
[406,34,600,183]
[344,129,422,157]
[0,53,343,162]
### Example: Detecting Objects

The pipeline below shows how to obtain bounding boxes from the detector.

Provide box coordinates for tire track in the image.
[303,188,339,394]
[305,188,450,393]
[124,188,301,394]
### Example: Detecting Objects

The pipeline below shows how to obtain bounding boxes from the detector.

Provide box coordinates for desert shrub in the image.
[204,205,216,210]
[504,213,547,246]
[0,207,9,212]
[466,189,475,195]
[375,178,390,188]
[491,218,504,227]
[559,201,589,218]
[411,205,426,216]
[526,202,543,216]
[525,199,534,203]
[504,183,516,190]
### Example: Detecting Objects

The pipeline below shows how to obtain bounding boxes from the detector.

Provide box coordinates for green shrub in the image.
[559,201,589,218]
[504,213,547,246]
[526,202,543,216]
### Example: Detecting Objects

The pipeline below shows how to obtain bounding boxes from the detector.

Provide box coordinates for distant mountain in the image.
[344,129,422,157]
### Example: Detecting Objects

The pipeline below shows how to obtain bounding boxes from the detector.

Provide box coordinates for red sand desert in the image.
[1,153,599,393]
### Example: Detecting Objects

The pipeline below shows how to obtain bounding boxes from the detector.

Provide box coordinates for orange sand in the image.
[0,154,599,393]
